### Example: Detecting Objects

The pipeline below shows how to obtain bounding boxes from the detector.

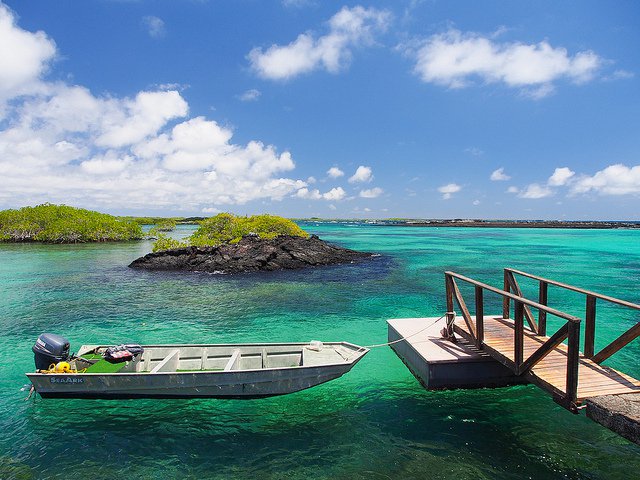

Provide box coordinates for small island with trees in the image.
[0,204,372,274]
[129,213,372,274]
[0,204,144,243]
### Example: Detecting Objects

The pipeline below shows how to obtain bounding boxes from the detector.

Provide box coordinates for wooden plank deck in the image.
[454,315,640,403]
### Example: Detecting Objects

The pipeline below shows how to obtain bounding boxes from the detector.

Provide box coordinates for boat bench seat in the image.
[224,349,241,371]
[150,349,180,374]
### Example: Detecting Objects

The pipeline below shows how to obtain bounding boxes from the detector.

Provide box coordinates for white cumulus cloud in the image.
[548,166,575,186]
[490,167,511,181]
[571,164,640,196]
[438,183,461,199]
[80,153,131,175]
[295,186,347,201]
[202,206,221,214]
[248,6,391,80]
[0,3,56,101]
[96,90,189,148]
[0,5,311,212]
[327,166,344,178]
[518,166,575,199]
[295,188,322,200]
[518,183,553,199]
[322,187,347,201]
[348,165,372,183]
[408,29,601,97]
[359,187,383,198]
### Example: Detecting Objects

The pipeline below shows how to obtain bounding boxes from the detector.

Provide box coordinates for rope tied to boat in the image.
[23,384,35,401]
[363,312,454,349]
[38,362,86,374]
[343,312,455,361]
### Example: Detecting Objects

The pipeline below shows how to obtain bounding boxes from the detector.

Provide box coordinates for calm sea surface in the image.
[1,223,639,479]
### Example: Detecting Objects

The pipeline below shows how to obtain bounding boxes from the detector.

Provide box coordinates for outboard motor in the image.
[33,333,70,370]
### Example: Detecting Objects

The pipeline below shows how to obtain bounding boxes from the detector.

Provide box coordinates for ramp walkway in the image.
[445,269,640,412]
[455,315,640,402]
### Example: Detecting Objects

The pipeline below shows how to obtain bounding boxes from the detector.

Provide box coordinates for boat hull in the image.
[28,364,354,399]
[26,341,367,399]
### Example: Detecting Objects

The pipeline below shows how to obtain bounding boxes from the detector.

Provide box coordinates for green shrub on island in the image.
[190,213,309,246]
[119,216,158,225]
[120,216,204,225]
[0,204,143,243]
[152,233,187,252]
[148,219,177,239]
[151,213,308,252]
[155,219,177,232]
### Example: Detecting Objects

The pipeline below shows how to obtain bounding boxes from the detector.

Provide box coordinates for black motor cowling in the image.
[33,333,70,370]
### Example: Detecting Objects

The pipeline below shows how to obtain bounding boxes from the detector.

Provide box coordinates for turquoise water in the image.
[1,223,639,479]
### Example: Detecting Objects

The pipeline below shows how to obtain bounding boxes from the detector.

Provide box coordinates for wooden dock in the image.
[454,315,640,402]
[388,268,640,444]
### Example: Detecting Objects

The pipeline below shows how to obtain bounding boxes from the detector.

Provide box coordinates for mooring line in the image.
[344,312,455,361]
[363,312,453,349]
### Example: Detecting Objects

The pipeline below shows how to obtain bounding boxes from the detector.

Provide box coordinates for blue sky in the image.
[0,1,638,219]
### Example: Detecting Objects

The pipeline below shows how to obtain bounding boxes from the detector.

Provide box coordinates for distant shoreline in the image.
[296,219,640,229]
[382,220,640,229]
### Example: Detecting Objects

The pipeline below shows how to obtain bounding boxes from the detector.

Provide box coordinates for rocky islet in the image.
[129,234,373,274]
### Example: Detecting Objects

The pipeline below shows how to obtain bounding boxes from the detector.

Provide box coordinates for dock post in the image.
[475,285,484,349]
[445,273,455,338]
[538,280,548,336]
[566,321,580,409]
[514,301,524,374]
[584,295,596,358]
[503,271,510,319]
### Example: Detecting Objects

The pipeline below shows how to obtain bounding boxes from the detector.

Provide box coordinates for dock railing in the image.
[445,271,582,407]
[503,268,640,364]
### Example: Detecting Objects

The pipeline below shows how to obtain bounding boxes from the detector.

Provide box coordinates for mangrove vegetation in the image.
[0,204,144,243]
[152,213,309,252]
[155,219,177,232]
[119,216,205,225]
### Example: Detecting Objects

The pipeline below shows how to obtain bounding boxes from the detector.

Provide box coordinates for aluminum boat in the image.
[26,339,368,399]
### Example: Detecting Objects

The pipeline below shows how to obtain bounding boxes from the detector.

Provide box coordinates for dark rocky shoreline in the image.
[129,234,373,274]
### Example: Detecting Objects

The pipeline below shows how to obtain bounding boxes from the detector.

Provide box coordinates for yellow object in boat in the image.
[54,361,71,373]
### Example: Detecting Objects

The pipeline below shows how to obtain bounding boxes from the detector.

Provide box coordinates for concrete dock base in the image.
[387,317,526,390]
[586,394,640,445]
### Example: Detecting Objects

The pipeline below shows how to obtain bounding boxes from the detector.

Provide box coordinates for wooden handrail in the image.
[448,276,476,338]
[445,271,581,323]
[505,268,640,311]
[445,271,581,408]
[593,322,640,364]
[519,323,569,374]
[504,270,538,332]
[506,268,640,365]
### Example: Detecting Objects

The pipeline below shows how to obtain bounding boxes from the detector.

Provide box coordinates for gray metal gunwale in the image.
[28,342,369,377]
[27,361,365,377]
[80,341,364,348]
